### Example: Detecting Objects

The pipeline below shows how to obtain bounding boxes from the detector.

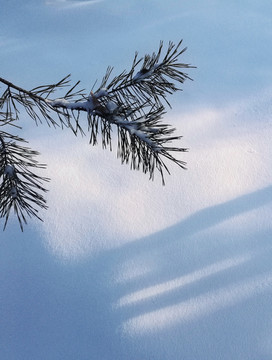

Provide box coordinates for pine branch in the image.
[0,75,86,133]
[0,40,194,230]
[0,131,49,230]
[49,40,193,182]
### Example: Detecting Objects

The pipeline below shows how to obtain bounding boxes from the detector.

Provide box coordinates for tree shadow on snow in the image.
[104,185,272,359]
[1,185,272,360]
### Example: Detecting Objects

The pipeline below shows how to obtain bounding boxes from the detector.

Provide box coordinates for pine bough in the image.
[0,40,194,230]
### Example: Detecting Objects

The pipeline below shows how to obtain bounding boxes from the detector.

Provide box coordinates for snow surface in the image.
[1,1,272,359]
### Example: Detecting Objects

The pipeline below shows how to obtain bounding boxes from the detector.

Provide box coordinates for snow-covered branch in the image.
[0,132,49,230]
[0,40,194,230]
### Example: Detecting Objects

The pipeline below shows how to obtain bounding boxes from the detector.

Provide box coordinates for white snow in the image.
[115,254,252,308]
[133,70,152,83]
[45,0,103,9]
[95,88,109,98]
[13,89,269,360]
[122,270,272,335]
[1,1,272,360]
[48,98,95,112]
[106,100,118,113]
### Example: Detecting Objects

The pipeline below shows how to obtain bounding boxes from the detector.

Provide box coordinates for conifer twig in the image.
[0,40,195,230]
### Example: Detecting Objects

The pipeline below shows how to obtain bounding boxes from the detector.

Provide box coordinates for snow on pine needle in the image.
[0,40,194,230]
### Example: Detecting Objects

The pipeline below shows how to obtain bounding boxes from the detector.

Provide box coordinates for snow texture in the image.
[1,1,272,360]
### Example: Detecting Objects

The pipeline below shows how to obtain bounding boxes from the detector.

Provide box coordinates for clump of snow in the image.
[9,186,17,199]
[132,66,158,83]
[4,164,15,178]
[48,98,96,112]
[106,100,118,113]
[94,88,109,98]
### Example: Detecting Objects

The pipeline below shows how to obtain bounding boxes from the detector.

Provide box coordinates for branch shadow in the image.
[1,185,272,360]
[113,184,272,255]
[105,185,272,300]
[105,185,272,359]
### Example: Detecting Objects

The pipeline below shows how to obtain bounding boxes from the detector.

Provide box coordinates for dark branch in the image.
[0,40,195,230]
[0,131,49,230]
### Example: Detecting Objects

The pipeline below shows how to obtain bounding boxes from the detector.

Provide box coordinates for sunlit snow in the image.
[1,1,272,360]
